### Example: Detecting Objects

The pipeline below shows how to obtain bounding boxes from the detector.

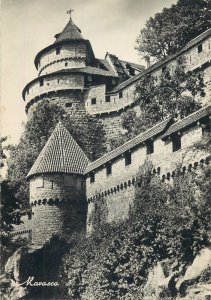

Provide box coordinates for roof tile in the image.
[27,122,90,178]
[54,18,84,43]
[162,105,211,139]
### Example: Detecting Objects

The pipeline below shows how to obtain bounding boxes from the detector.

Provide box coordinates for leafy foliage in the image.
[135,0,211,61]
[0,137,28,272]
[61,160,210,299]
[109,58,204,150]
[6,101,106,208]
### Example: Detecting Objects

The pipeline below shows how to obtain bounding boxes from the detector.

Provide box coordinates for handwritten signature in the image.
[17,276,59,287]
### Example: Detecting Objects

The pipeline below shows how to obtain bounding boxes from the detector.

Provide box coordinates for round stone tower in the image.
[22,12,119,121]
[27,121,90,247]
[22,12,96,118]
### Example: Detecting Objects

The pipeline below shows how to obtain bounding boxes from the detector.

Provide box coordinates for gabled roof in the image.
[162,105,211,139]
[54,18,84,43]
[85,118,173,174]
[108,28,211,94]
[27,122,90,179]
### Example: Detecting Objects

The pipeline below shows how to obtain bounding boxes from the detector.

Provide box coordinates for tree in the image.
[7,101,106,208]
[136,57,204,120]
[135,0,211,61]
[109,57,204,150]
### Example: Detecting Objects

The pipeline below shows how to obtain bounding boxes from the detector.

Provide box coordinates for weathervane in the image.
[67,9,74,19]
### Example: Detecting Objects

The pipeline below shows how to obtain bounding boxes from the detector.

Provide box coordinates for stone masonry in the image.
[13,14,211,245]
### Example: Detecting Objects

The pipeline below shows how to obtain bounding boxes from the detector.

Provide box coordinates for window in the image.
[49,180,54,189]
[81,180,85,189]
[129,68,135,76]
[112,78,117,85]
[202,121,210,137]
[125,151,131,166]
[28,212,32,220]
[106,95,110,102]
[119,91,123,98]
[39,79,44,86]
[65,102,72,108]
[162,66,167,73]
[65,62,68,67]
[64,176,73,187]
[198,44,202,53]
[146,140,154,155]
[172,134,181,152]
[87,75,92,82]
[56,47,61,55]
[106,163,112,176]
[36,177,44,188]
[91,98,96,105]
[57,79,60,83]
[90,173,95,183]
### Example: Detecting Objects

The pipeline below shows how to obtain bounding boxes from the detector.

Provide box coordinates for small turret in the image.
[27,122,90,246]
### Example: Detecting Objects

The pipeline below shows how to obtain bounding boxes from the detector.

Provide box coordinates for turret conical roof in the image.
[54,18,84,43]
[27,122,90,178]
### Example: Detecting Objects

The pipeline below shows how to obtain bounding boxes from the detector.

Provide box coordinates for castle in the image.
[12,13,211,247]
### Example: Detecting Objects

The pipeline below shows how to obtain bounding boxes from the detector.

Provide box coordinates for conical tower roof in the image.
[27,122,90,178]
[54,17,84,43]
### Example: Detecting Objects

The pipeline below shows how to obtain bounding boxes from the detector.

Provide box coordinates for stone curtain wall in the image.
[84,34,211,117]
[85,84,137,116]
[86,122,210,232]
[87,184,135,233]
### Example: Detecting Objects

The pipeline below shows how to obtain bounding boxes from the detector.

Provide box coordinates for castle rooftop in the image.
[85,117,173,174]
[54,17,84,43]
[162,105,211,139]
[27,122,90,179]
[108,28,211,94]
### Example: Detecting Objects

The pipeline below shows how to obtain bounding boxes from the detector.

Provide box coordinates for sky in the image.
[1,0,177,144]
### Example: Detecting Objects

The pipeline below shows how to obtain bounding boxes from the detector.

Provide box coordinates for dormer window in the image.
[119,91,123,99]
[90,173,95,183]
[198,44,202,54]
[39,79,44,86]
[125,151,131,166]
[146,140,154,155]
[172,134,181,152]
[56,47,61,55]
